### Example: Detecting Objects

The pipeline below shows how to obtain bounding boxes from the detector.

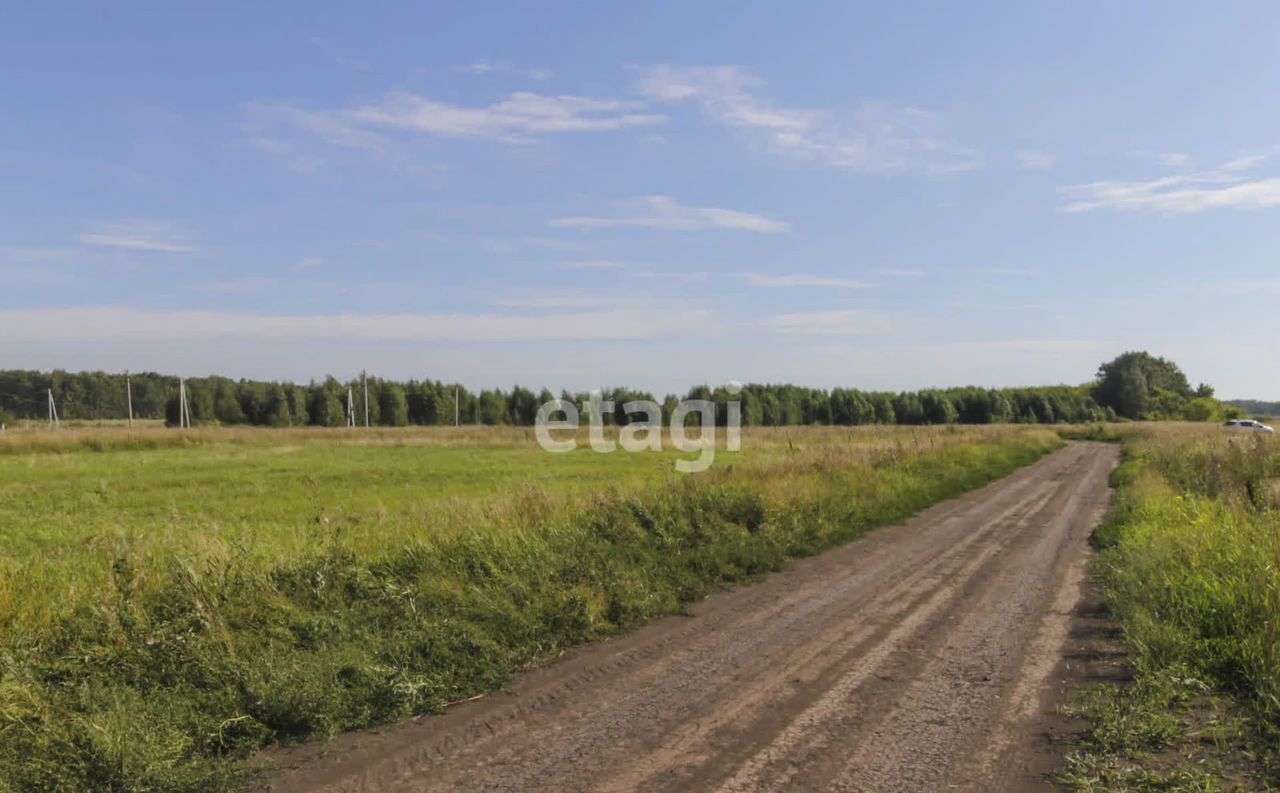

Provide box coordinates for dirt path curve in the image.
[262,442,1119,793]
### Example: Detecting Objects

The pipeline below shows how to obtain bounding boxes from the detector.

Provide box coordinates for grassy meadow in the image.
[1060,424,1280,791]
[0,423,1060,793]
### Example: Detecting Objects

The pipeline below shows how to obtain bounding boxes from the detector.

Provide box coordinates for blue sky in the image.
[3,2,1278,397]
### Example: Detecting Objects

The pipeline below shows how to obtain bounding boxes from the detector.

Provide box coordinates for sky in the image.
[2,2,1278,398]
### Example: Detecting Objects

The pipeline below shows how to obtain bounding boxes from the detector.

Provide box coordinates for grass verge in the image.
[0,426,1058,793]
[1056,424,1280,792]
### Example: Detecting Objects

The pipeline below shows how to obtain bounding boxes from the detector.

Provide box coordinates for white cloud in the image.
[740,273,873,289]
[260,89,664,148]
[78,220,195,253]
[350,92,663,140]
[638,64,981,174]
[638,65,814,131]
[463,61,553,81]
[551,195,788,234]
[1016,149,1055,170]
[0,305,714,343]
[465,60,506,75]
[878,268,924,278]
[560,259,626,270]
[768,308,895,336]
[1220,154,1266,172]
[1061,157,1280,213]
[247,103,387,153]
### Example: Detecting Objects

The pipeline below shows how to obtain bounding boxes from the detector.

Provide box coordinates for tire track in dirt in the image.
[261,442,1118,793]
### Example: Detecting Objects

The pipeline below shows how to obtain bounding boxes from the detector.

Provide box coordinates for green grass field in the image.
[0,423,1061,793]
[1058,424,1280,791]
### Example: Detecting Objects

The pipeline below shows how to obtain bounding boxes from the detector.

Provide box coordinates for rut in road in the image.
[264,442,1119,793]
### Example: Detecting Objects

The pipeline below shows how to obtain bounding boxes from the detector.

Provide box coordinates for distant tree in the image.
[405,382,439,425]
[478,390,508,425]
[508,385,540,426]
[920,391,959,425]
[894,392,926,425]
[257,384,290,427]
[376,382,409,426]
[871,393,896,424]
[1222,399,1280,418]
[1094,352,1193,420]
[308,379,346,427]
[989,390,1014,423]
[1183,397,1222,422]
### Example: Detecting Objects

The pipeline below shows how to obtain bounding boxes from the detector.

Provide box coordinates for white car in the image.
[1223,419,1275,434]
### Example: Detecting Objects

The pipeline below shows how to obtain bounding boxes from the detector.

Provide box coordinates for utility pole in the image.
[125,370,134,429]
[346,386,356,428]
[178,379,191,428]
[362,370,370,427]
[47,388,59,429]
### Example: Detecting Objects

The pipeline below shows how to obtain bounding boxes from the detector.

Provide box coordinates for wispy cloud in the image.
[638,65,813,131]
[560,259,627,270]
[78,220,195,253]
[637,64,981,174]
[247,103,387,153]
[551,195,788,234]
[740,272,873,289]
[257,89,663,148]
[462,61,553,81]
[1016,149,1055,170]
[0,305,715,343]
[351,92,662,140]
[1220,155,1266,172]
[768,308,894,335]
[1062,156,1280,213]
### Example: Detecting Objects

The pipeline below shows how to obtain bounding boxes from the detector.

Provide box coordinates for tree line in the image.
[1222,399,1280,418]
[0,352,1243,429]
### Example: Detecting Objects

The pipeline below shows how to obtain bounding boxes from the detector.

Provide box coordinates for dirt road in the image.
[264,442,1118,793]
